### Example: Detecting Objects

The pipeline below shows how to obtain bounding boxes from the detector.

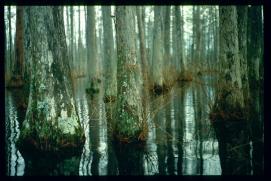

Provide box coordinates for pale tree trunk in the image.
[78,6,82,75]
[147,16,153,71]
[13,6,24,84]
[175,6,186,74]
[210,6,250,175]
[136,6,149,92]
[164,6,170,69]
[70,7,74,68]
[195,7,201,67]
[114,6,145,142]
[17,6,85,156]
[8,6,12,82]
[152,6,164,89]
[86,7,99,85]
[102,6,117,99]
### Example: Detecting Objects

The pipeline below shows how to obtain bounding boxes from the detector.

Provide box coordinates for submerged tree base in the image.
[210,100,251,174]
[151,84,172,96]
[17,125,85,159]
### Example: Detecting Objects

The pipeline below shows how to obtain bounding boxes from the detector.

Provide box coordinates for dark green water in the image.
[6,77,222,175]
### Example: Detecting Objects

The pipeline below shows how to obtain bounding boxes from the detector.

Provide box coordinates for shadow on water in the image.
[5,76,236,175]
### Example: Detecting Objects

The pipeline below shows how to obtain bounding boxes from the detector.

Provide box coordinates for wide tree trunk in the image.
[210,6,250,175]
[17,6,85,157]
[114,6,145,142]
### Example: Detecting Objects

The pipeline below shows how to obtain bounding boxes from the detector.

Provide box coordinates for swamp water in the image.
[5,77,222,175]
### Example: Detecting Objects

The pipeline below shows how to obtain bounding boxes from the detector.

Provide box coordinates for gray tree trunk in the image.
[87,7,99,83]
[164,6,170,69]
[17,6,85,155]
[136,6,149,91]
[152,6,164,88]
[114,6,145,142]
[175,6,186,73]
[237,6,249,105]
[13,6,24,81]
[211,6,250,175]
[70,7,74,68]
[102,6,117,99]
[8,6,12,81]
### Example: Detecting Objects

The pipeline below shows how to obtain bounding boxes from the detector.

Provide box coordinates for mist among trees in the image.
[5,5,263,175]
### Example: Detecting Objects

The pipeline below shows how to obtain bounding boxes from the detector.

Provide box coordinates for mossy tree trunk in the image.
[115,6,145,142]
[102,6,117,99]
[210,6,251,175]
[17,6,85,156]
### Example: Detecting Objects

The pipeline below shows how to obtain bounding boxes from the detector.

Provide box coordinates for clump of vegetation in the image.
[86,78,101,99]
[17,119,85,159]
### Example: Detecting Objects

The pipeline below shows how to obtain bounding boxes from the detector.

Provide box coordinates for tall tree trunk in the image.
[136,6,150,92]
[210,6,250,175]
[152,6,164,90]
[175,6,186,74]
[237,6,249,105]
[147,15,153,71]
[78,6,81,75]
[114,6,145,142]
[8,6,12,81]
[102,6,117,99]
[164,6,170,69]
[17,6,85,156]
[247,5,264,175]
[70,7,74,68]
[86,6,99,84]
[13,6,24,83]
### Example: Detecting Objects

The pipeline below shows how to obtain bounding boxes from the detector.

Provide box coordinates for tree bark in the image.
[102,6,117,99]
[13,6,24,81]
[152,6,164,89]
[17,6,85,156]
[86,7,99,83]
[70,7,74,68]
[136,6,150,92]
[237,6,249,105]
[210,6,250,175]
[114,6,145,142]
[175,6,186,73]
